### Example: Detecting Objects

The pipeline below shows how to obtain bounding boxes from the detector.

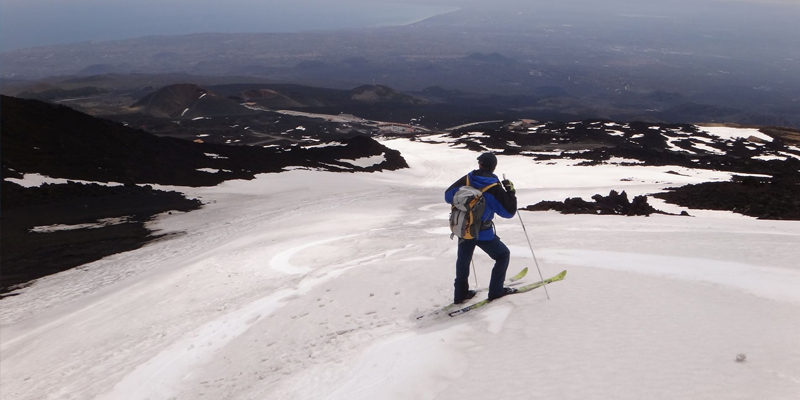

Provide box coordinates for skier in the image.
[444,152,518,304]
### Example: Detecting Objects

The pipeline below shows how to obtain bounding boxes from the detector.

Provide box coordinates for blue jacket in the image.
[445,169,517,241]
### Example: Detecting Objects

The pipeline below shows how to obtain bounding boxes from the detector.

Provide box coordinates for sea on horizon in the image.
[0,1,459,52]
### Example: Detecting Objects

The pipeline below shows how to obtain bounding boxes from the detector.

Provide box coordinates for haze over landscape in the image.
[2,1,800,400]
[0,0,460,52]
[3,0,800,126]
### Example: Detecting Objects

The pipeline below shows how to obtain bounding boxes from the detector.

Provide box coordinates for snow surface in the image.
[700,126,773,142]
[691,141,726,155]
[2,134,800,400]
[30,217,132,233]
[305,142,346,149]
[5,173,124,188]
[754,154,788,161]
[340,153,386,168]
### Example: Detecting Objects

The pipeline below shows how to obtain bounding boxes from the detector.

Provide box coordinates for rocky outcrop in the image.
[128,84,256,118]
[524,190,677,217]
[0,96,408,294]
[654,176,800,220]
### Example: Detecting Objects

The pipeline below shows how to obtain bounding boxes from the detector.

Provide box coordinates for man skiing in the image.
[444,152,518,304]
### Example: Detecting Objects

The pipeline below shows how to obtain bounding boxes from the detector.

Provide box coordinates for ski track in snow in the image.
[539,249,800,305]
[97,289,296,400]
[322,324,474,400]
[269,235,360,274]
[101,242,417,400]
[2,132,800,400]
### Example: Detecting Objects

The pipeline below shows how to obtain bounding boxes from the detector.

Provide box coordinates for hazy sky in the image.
[0,0,459,52]
[2,0,799,52]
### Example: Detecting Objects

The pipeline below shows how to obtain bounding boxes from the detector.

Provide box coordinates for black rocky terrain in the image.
[428,120,800,220]
[654,176,800,220]
[441,120,800,178]
[523,190,681,217]
[128,83,258,118]
[1,95,408,294]
[1,182,201,295]
[2,96,407,185]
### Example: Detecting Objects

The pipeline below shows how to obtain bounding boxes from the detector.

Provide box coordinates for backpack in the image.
[449,175,499,240]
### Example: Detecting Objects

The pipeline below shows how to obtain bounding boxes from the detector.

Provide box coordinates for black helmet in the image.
[477,152,497,171]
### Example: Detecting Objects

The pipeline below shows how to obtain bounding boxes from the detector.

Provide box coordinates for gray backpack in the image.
[449,175,498,240]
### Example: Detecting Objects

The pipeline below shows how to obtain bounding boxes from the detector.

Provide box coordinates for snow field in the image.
[2,135,799,400]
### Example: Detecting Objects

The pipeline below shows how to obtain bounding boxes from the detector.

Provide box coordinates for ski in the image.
[448,270,567,317]
[416,267,529,320]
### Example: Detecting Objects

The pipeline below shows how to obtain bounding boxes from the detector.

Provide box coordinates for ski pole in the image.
[518,212,550,300]
[504,173,550,300]
[471,258,479,288]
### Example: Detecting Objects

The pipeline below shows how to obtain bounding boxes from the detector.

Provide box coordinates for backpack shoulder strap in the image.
[465,174,498,193]
[480,183,499,193]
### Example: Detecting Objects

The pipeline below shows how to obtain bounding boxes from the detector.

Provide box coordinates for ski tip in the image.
[509,267,529,282]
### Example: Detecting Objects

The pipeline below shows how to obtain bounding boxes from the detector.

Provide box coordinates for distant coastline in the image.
[373,6,461,28]
[0,2,460,52]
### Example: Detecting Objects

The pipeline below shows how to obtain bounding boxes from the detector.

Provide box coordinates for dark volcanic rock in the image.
[17,86,108,102]
[654,176,800,220]
[523,190,668,217]
[0,96,408,294]
[129,84,257,118]
[446,119,800,179]
[0,181,202,294]
[350,85,428,105]
[1,95,407,186]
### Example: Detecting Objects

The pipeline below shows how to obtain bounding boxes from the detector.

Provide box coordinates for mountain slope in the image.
[128,83,257,118]
[2,95,407,186]
[1,95,408,292]
[350,85,427,105]
[1,137,798,400]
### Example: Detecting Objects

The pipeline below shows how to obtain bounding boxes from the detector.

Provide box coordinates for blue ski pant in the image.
[455,236,510,300]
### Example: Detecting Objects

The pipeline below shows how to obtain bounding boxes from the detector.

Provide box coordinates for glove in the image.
[501,179,515,192]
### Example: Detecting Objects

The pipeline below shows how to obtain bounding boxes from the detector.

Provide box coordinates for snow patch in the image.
[753,154,787,161]
[700,126,773,143]
[5,173,124,188]
[607,157,645,164]
[30,217,132,233]
[540,249,800,304]
[425,227,453,235]
[481,305,513,334]
[663,135,695,154]
[691,142,725,155]
[323,324,472,400]
[399,256,436,262]
[342,154,386,168]
[269,235,359,274]
[305,142,346,149]
[96,289,296,400]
